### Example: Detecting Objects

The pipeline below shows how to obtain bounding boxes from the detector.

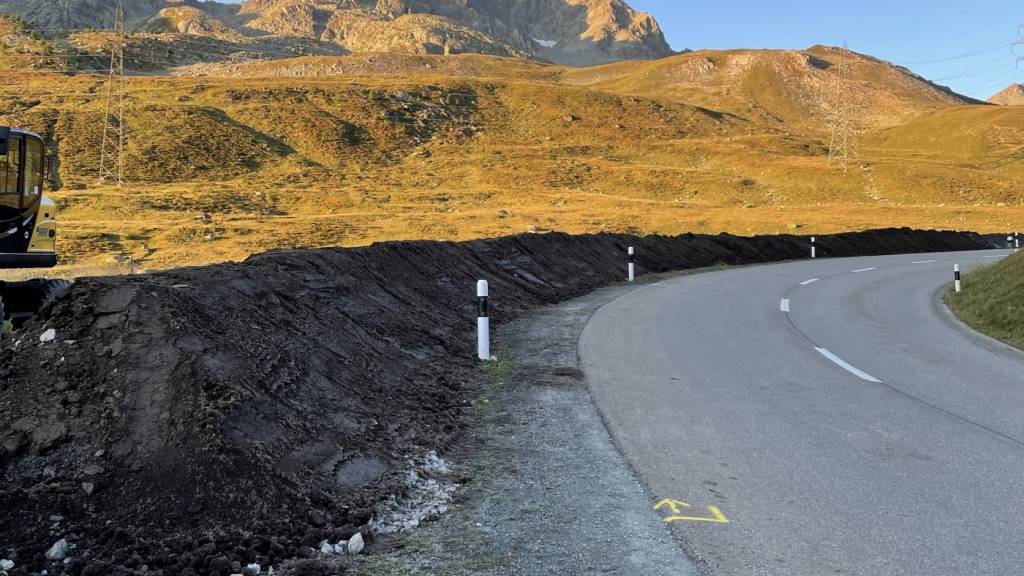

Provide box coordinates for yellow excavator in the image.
[0,126,67,334]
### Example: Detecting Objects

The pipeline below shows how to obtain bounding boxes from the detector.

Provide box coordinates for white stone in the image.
[318,541,334,556]
[421,451,450,474]
[45,539,68,561]
[333,543,345,555]
[0,559,14,571]
[347,532,365,555]
[246,563,261,574]
[39,329,56,343]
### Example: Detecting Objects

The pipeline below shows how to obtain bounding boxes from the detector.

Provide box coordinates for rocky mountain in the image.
[0,0,167,29]
[0,0,674,66]
[989,83,1024,106]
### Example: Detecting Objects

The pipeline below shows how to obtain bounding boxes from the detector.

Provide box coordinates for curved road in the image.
[579,249,1023,576]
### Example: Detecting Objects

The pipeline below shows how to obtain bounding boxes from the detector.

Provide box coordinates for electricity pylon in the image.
[99,1,125,186]
[827,42,856,173]
[1015,25,1024,71]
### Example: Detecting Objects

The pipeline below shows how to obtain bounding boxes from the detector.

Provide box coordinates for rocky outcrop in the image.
[0,0,674,66]
[989,84,1024,106]
[236,0,517,57]
[147,6,243,41]
[508,0,673,65]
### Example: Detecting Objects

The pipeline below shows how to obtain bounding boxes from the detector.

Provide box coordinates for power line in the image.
[933,52,1016,82]
[901,36,1018,66]
[98,2,125,187]
[955,28,1024,97]
[959,72,1024,97]
[1016,24,1024,71]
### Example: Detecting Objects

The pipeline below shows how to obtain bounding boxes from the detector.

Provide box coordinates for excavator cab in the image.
[0,126,66,332]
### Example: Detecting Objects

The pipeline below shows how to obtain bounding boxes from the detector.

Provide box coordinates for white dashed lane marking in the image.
[815,348,883,384]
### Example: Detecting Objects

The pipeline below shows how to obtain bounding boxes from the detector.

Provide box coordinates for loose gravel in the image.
[349,278,703,575]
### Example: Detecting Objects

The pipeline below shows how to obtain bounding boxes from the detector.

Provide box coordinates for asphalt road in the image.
[579,249,1024,576]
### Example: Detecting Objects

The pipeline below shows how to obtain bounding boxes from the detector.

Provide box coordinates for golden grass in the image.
[0,261,136,281]
[0,53,1022,275]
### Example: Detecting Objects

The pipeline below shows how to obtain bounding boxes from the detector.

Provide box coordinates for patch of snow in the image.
[532,38,558,48]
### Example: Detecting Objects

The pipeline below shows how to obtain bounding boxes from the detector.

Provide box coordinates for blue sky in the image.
[628,0,1023,99]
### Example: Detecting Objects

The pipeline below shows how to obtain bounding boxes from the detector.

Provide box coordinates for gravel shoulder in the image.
[352,275,701,576]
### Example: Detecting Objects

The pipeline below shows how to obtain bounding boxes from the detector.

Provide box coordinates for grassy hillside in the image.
[562,47,978,132]
[947,252,1024,351]
[0,51,1022,276]
[866,105,1024,164]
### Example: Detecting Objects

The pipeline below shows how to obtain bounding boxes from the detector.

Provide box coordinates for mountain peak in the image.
[989,83,1024,106]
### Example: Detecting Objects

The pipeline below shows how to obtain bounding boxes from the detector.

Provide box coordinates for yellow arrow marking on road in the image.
[655,499,729,524]
[654,499,691,514]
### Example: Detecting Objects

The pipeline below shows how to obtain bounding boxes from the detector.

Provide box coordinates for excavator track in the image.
[0,278,70,333]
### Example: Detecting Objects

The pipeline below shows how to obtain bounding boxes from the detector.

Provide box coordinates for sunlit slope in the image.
[867,105,1024,164]
[989,84,1024,106]
[6,72,742,185]
[173,52,569,83]
[860,105,1024,206]
[563,47,977,132]
[0,53,1020,273]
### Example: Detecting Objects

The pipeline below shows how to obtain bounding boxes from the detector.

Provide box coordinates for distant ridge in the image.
[989,83,1024,106]
[562,46,981,131]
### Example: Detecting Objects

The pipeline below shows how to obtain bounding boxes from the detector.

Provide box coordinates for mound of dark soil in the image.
[0,229,994,575]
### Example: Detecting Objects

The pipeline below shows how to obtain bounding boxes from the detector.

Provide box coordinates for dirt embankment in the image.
[0,229,995,575]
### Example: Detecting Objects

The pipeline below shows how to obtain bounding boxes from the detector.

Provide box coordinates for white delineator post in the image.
[811,237,817,259]
[1015,232,1020,252]
[628,247,636,282]
[954,265,962,293]
[477,280,490,361]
